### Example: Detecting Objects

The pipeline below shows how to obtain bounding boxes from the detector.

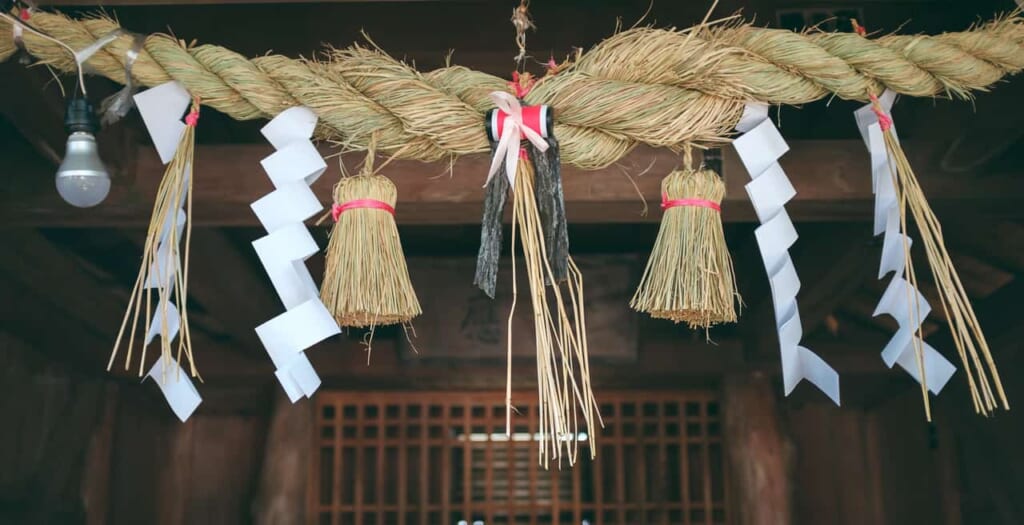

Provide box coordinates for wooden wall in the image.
[4,338,1022,525]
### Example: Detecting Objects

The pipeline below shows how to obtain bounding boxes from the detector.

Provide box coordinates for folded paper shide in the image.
[251,106,341,402]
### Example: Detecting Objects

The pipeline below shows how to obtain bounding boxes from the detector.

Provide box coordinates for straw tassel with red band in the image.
[475,84,599,468]
[632,156,741,329]
[321,146,421,336]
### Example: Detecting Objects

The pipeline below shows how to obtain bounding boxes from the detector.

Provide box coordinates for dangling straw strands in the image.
[508,155,600,467]
[109,100,200,378]
[320,149,421,331]
[872,96,1008,418]
[631,162,740,329]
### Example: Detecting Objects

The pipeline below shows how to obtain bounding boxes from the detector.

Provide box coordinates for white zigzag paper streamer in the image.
[854,92,956,394]
[252,107,341,402]
[733,104,841,405]
[134,80,202,420]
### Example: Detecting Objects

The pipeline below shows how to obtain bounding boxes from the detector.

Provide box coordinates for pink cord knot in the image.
[184,110,200,127]
[868,94,893,132]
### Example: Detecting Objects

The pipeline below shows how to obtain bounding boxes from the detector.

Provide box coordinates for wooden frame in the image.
[310,391,728,525]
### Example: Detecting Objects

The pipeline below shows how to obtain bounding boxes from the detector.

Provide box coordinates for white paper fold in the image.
[252,107,341,401]
[145,356,202,422]
[135,81,191,164]
[855,92,956,395]
[733,104,841,405]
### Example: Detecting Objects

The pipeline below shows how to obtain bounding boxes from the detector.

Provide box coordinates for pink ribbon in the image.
[661,194,721,212]
[331,199,396,222]
[485,91,549,188]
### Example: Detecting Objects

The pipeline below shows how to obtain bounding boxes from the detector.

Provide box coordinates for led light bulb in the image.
[56,96,110,208]
[56,132,110,207]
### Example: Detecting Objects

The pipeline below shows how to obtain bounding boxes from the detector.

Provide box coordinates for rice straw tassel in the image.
[631,149,740,329]
[320,144,421,334]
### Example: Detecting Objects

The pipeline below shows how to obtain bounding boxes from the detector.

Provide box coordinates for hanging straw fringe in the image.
[508,154,600,468]
[320,149,421,332]
[2,11,1023,168]
[871,96,1008,417]
[631,163,740,329]
[110,99,200,378]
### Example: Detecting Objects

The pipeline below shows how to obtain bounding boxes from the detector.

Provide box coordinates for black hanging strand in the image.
[473,140,510,298]
[529,135,569,284]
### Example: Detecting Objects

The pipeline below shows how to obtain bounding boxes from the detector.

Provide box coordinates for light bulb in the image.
[56,95,111,208]
[56,131,110,207]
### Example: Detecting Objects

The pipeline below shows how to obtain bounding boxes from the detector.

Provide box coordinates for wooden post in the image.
[722,372,794,525]
[254,392,315,525]
[82,383,119,525]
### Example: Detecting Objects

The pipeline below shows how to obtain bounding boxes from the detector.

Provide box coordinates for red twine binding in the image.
[508,71,536,98]
[185,110,200,127]
[331,199,396,222]
[661,194,721,212]
[868,94,893,132]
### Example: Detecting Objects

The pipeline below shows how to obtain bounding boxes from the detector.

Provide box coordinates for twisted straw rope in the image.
[2,11,1022,169]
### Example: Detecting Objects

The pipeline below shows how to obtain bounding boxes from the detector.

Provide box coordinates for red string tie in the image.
[185,110,200,127]
[868,94,892,132]
[661,194,721,212]
[331,199,396,222]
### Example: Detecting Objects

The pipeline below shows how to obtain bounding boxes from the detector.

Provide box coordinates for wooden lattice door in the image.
[311,391,727,525]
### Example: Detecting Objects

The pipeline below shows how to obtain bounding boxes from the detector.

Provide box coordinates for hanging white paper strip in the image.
[733,104,841,405]
[134,81,201,420]
[144,353,202,423]
[252,106,340,402]
[854,93,956,395]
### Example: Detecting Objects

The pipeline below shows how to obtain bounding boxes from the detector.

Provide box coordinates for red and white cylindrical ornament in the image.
[485,104,553,142]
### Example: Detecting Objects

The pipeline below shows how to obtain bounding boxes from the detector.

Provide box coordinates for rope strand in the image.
[1,11,1022,168]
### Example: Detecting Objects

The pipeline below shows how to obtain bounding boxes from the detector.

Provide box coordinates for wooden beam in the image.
[0,229,265,379]
[3,139,1024,227]
[722,371,795,525]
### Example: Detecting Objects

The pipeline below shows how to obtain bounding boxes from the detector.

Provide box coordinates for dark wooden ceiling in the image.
[1,0,1022,412]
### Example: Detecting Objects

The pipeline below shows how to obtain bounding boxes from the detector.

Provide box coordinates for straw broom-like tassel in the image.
[109,99,200,379]
[870,95,1008,418]
[631,161,740,329]
[320,152,421,334]
[508,153,600,468]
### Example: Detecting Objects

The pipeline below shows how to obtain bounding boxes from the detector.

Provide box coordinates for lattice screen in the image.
[311,392,727,525]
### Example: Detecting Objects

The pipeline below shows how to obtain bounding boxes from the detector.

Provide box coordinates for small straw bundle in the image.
[631,162,740,329]
[508,154,600,468]
[110,100,200,378]
[320,154,421,332]
[871,96,1008,418]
